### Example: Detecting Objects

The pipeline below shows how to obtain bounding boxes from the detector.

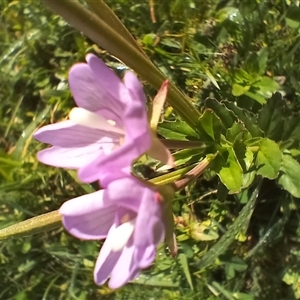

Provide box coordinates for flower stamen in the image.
[106,217,137,251]
[69,107,124,135]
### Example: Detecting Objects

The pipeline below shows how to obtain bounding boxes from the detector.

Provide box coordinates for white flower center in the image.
[106,217,137,251]
[69,107,124,135]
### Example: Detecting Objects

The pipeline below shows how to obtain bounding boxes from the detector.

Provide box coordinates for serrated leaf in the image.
[224,101,263,137]
[278,153,300,198]
[257,93,284,141]
[197,109,221,142]
[195,184,260,270]
[255,138,282,179]
[157,121,198,141]
[226,122,245,143]
[283,115,300,146]
[233,142,251,172]
[205,98,236,129]
[171,148,204,167]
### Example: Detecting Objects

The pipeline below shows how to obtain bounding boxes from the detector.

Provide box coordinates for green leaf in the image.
[160,38,181,49]
[278,153,300,198]
[244,91,266,104]
[195,183,260,270]
[219,255,248,280]
[241,149,256,188]
[178,253,193,290]
[257,93,284,141]
[205,69,220,89]
[158,121,198,141]
[282,268,300,299]
[143,33,156,45]
[253,76,280,93]
[210,282,236,300]
[233,69,253,83]
[283,115,300,145]
[205,98,236,129]
[232,292,255,300]
[170,148,205,167]
[190,222,219,241]
[255,138,282,179]
[214,148,243,193]
[232,83,250,96]
[217,7,240,23]
[226,122,245,143]
[134,273,179,287]
[286,6,300,28]
[196,109,222,142]
[224,101,263,137]
[257,48,269,75]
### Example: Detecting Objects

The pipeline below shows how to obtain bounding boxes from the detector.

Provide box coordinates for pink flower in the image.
[34,54,152,185]
[60,176,165,289]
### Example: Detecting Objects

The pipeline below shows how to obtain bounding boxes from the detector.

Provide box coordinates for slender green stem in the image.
[0,210,61,241]
[173,157,210,191]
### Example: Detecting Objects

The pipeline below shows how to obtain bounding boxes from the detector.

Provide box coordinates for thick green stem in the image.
[42,0,200,127]
[86,0,147,58]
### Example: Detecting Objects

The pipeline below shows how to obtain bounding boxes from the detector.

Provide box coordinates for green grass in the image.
[1,0,300,299]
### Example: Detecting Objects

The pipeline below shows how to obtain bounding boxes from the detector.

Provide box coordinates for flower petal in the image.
[123,71,146,105]
[80,71,152,182]
[69,56,124,119]
[149,80,168,130]
[34,120,100,146]
[86,53,131,107]
[34,120,120,169]
[147,135,175,167]
[104,177,149,212]
[78,101,152,183]
[135,244,156,269]
[105,218,136,251]
[94,225,123,285]
[134,190,165,246]
[133,189,165,267]
[60,190,116,239]
[108,243,139,289]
